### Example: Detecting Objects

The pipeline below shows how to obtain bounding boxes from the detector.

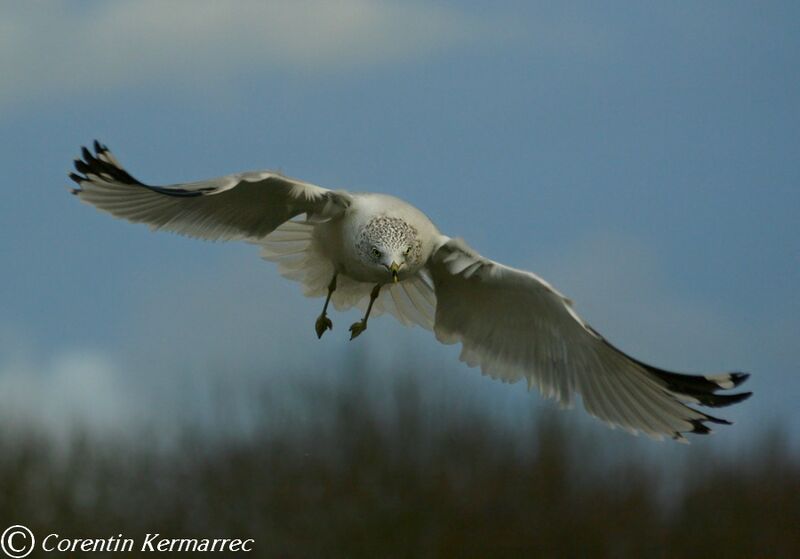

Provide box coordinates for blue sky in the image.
[0,1,797,448]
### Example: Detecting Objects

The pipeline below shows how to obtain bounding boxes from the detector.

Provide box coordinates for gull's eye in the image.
[404,246,412,256]
[371,246,382,259]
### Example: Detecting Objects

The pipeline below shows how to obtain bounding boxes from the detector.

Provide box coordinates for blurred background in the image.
[0,1,798,556]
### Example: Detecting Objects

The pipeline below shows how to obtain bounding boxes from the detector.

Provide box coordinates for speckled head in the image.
[357,216,423,281]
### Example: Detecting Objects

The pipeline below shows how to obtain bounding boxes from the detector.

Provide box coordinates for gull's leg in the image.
[315,274,337,339]
[349,284,382,340]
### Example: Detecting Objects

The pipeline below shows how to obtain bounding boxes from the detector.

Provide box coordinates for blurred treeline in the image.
[0,368,797,559]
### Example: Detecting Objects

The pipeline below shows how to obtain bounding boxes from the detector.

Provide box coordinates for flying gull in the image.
[69,141,751,442]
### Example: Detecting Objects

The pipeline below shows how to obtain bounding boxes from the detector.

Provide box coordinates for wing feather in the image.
[428,236,751,441]
[70,141,349,241]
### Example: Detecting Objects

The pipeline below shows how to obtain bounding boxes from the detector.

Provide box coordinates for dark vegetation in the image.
[0,368,797,558]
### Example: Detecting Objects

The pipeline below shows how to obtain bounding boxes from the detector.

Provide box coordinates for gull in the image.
[69,141,751,442]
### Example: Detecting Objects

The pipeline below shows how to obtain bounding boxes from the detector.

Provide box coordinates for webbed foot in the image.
[349,320,367,340]
[315,314,333,339]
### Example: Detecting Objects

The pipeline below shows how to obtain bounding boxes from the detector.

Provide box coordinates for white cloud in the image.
[0,0,493,111]
[0,345,135,439]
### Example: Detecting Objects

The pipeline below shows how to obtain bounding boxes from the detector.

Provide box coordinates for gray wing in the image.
[70,141,350,241]
[428,236,751,442]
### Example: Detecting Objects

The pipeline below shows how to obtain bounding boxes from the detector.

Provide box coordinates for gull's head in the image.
[358,216,422,282]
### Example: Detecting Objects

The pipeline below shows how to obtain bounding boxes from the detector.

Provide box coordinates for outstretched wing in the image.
[428,236,751,442]
[70,141,349,241]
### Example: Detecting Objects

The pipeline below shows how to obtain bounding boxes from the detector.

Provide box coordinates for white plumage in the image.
[71,141,751,442]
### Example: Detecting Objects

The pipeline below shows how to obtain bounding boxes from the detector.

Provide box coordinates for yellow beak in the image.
[389,261,400,283]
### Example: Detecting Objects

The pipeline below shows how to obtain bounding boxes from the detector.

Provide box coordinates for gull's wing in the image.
[427,236,751,442]
[70,141,350,241]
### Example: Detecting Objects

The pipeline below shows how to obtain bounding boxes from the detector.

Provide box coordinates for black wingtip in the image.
[68,170,85,195]
[701,412,732,426]
[596,340,752,439]
[637,366,752,408]
[687,420,713,435]
[74,158,90,175]
[70,141,146,187]
[68,172,85,191]
[700,389,753,408]
[729,372,750,387]
[685,412,732,437]
[81,146,94,162]
[689,423,711,435]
